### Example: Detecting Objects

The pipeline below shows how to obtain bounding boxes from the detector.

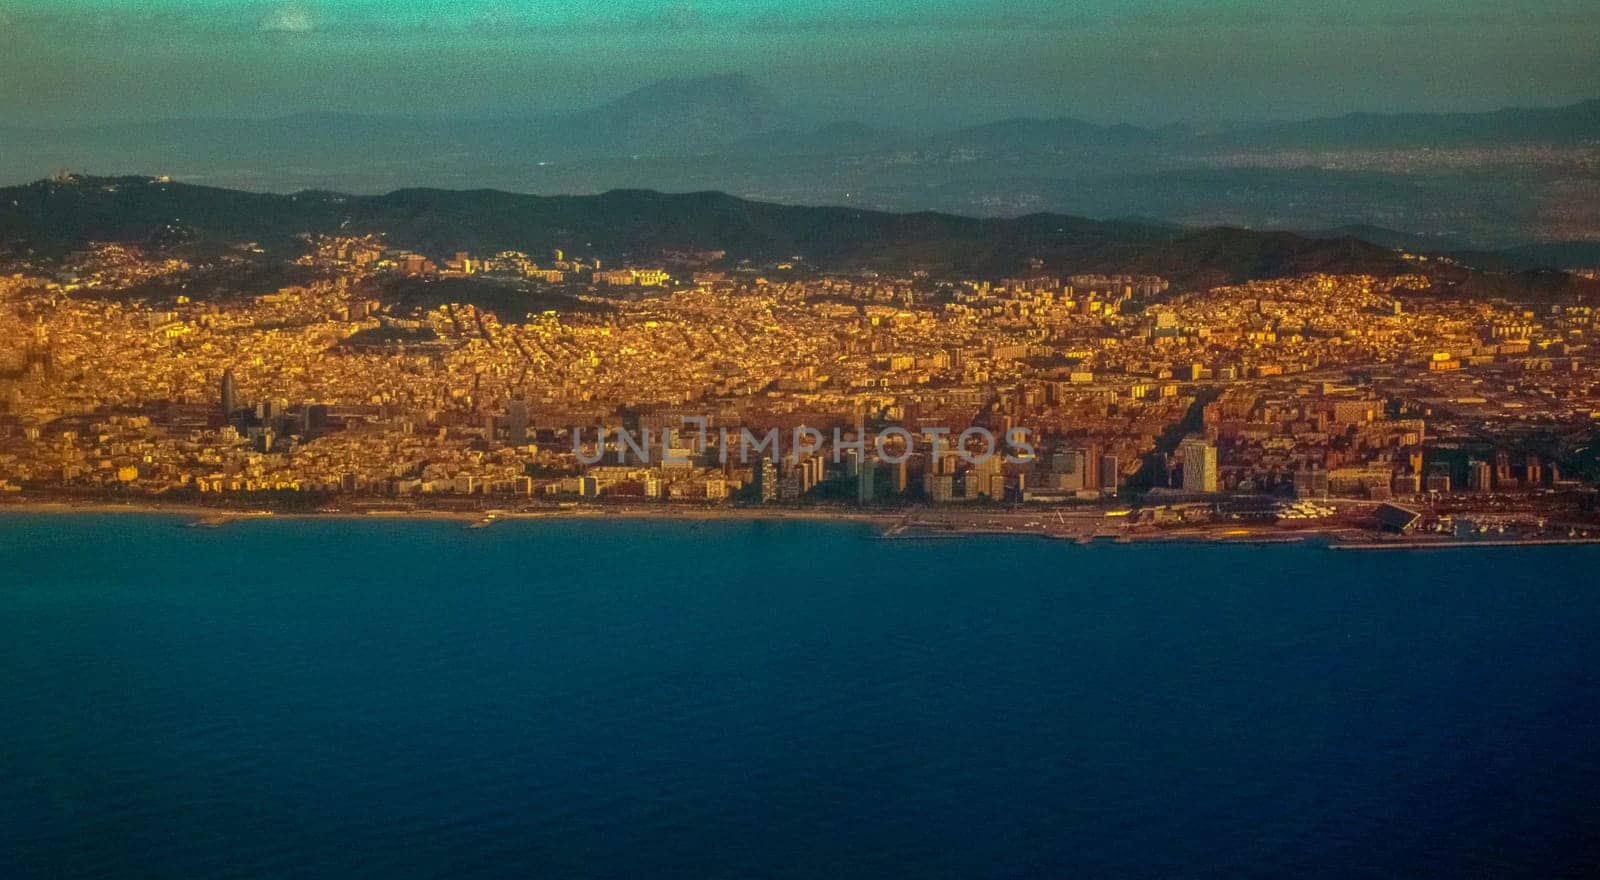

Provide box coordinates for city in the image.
[4,181,1598,545]
[5,2,1600,877]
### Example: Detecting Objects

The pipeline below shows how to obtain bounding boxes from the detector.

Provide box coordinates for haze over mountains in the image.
[3,75,1599,258]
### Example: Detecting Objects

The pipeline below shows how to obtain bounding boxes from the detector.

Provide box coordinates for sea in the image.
[1,513,1597,878]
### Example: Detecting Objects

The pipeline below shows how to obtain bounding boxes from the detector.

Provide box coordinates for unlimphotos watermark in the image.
[571,418,1035,466]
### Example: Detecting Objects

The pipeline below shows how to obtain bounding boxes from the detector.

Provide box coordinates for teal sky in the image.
[2,0,1597,126]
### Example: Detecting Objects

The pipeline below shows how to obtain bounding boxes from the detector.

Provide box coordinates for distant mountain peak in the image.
[563,73,788,155]
[596,74,778,118]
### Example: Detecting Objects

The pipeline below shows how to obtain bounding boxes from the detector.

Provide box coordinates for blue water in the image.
[1,514,1597,878]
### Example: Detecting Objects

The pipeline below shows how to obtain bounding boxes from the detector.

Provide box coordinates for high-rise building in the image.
[1494,451,1514,488]
[857,458,876,505]
[1181,438,1218,493]
[843,448,862,478]
[506,399,529,446]
[755,459,779,503]
[788,455,825,494]
[779,467,803,502]
[1469,459,1493,492]
[220,368,238,417]
[302,404,330,436]
[968,454,1003,499]
[1100,453,1119,494]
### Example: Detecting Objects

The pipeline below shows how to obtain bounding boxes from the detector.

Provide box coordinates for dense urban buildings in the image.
[2,179,1600,542]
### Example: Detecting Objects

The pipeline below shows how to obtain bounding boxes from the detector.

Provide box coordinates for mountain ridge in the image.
[7,88,1595,153]
[4,80,1594,253]
[0,175,1420,286]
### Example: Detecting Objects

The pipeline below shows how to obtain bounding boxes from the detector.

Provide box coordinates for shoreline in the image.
[0,499,901,528]
[5,499,1600,550]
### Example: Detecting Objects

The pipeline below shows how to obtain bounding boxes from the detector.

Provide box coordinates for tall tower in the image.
[1100,453,1119,494]
[1469,459,1493,492]
[755,459,779,504]
[857,457,876,505]
[1494,451,1514,488]
[220,369,239,417]
[1181,437,1218,494]
[506,399,529,446]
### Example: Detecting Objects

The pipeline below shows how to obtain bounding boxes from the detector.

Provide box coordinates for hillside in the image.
[0,176,1415,286]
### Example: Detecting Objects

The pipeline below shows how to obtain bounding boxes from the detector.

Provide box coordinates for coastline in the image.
[0,499,900,528]
[6,498,1600,550]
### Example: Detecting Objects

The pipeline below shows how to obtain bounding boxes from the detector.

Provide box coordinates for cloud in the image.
[260,2,318,35]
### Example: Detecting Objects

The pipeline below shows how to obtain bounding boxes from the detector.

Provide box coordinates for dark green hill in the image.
[0,175,1413,285]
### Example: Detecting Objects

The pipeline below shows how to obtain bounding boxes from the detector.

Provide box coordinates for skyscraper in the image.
[857,458,876,505]
[1494,451,1514,488]
[1100,453,1119,494]
[755,459,779,503]
[843,447,862,478]
[220,369,238,417]
[1469,459,1493,492]
[506,399,529,446]
[1181,437,1218,493]
[968,453,1003,499]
